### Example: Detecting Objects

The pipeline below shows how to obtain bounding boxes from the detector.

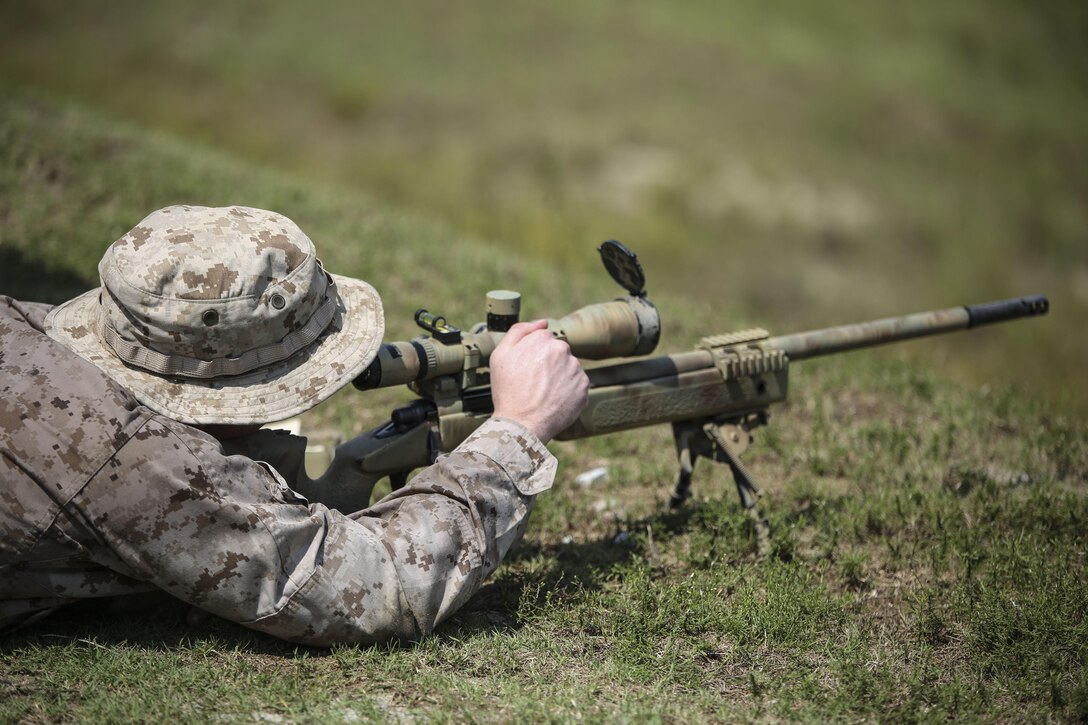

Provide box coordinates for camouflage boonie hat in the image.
[45,205,384,425]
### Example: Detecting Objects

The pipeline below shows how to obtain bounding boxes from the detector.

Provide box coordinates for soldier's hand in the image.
[490,319,589,444]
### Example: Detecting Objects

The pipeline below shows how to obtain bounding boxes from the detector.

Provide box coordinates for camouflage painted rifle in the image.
[325,242,1048,533]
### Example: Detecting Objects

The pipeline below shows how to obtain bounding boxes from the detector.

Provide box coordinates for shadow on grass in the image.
[437,532,639,640]
[0,592,314,657]
[441,500,756,640]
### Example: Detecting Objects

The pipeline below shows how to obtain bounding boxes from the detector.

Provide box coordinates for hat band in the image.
[96,285,340,380]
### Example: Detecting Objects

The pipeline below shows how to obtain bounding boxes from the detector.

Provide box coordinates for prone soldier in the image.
[0,205,588,645]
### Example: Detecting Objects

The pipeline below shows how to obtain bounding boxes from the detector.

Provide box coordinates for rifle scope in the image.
[353,293,660,390]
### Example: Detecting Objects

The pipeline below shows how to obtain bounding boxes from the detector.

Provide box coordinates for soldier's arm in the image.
[72,414,553,645]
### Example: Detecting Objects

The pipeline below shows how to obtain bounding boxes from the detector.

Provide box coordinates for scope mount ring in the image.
[598,239,646,297]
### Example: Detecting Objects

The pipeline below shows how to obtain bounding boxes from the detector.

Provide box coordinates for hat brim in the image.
[44,274,384,425]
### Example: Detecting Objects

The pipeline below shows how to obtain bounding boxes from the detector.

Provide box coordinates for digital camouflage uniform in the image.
[0,206,557,646]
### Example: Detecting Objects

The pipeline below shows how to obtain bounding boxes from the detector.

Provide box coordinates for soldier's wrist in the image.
[491,410,550,444]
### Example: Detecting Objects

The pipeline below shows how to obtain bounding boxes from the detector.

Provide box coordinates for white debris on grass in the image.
[575,467,609,487]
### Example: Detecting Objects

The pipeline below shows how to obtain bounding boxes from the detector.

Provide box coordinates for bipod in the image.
[669,414,772,556]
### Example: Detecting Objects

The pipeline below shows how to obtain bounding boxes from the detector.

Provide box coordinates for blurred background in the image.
[1,0,1085,411]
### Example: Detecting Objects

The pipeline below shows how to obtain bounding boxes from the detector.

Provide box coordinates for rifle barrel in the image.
[768,295,1049,361]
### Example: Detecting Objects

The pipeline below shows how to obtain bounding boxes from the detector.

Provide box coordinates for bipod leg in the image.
[704,422,771,557]
[669,424,698,509]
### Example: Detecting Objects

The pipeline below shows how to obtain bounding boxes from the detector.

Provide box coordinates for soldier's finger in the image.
[499,319,549,346]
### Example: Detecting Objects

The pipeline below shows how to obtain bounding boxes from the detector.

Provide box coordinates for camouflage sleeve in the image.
[7,299,54,328]
[347,417,557,636]
[75,415,555,646]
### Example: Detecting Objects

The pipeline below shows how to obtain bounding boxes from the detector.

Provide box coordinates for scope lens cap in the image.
[598,239,646,296]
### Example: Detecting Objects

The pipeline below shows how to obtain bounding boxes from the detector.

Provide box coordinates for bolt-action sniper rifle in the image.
[319,241,1048,534]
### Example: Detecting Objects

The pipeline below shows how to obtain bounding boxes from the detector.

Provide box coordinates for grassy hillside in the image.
[2,91,1086,722]
[1,0,1085,411]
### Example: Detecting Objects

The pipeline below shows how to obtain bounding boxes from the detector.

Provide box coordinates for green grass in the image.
[3,88,1087,723]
